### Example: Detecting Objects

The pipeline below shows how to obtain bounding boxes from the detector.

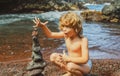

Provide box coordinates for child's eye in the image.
[66,26,72,28]
[64,26,68,28]
[62,25,71,28]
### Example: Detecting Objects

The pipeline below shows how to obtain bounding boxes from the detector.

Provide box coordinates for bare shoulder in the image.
[81,37,88,43]
[81,37,88,48]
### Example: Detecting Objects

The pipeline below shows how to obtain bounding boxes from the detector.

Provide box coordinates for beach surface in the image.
[0,48,120,76]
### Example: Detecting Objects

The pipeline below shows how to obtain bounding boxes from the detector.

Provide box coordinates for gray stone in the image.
[102,0,120,19]
[26,27,47,76]
[29,69,44,76]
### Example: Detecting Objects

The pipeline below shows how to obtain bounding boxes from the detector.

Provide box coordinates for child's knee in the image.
[50,53,59,62]
[66,62,75,72]
[67,63,83,75]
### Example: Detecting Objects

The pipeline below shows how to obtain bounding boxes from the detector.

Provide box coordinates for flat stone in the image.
[28,69,43,76]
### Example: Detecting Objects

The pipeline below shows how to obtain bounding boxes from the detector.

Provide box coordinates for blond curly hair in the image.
[59,11,83,37]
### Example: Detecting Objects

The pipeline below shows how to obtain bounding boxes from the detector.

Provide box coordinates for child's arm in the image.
[33,17,64,38]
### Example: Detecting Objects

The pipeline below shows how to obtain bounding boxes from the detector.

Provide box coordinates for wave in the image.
[84,3,110,11]
[0,11,82,25]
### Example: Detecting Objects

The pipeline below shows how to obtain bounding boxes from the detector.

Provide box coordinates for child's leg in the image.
[62,71,82,76]
[65,62,90,76]
[62,72,72,76]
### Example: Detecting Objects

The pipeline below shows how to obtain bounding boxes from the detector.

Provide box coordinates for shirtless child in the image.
[33,12,92,76]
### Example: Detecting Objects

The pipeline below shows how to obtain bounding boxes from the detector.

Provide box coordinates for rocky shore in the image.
[0,0,88,14]
[0,49,120,76]
[0,58,120,76]
[0,0,120,23]
[81,0,120,23]
[1,0,113,14]
[81,10,120,23]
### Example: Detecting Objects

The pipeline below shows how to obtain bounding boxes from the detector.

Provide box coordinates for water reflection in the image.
[85,22,120,59]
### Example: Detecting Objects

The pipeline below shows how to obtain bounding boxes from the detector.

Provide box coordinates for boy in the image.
[33,12,92,76]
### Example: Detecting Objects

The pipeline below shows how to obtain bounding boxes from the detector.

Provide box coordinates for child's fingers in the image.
[63,50,66,55]
[35,17,37,21]
[37,18,41,22]
[42,21,48,25]
[36,18,40,23]
[58,54,62,57]
[33,20,36,23]
[33,25,37,28]
[34,17,39,23]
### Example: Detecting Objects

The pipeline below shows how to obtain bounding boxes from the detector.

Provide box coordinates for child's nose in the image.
[63,27,66,31]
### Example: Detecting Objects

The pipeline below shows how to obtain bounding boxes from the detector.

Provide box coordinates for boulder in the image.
[102,0,120,19]
[0,0,88,14]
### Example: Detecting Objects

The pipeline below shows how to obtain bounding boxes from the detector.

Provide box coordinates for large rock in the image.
[102,0,120,19]
[81,10,120,22]
[0,0,88,14]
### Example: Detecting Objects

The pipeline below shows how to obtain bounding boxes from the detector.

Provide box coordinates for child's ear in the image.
[75,28,78,33]
[74,28,78,33]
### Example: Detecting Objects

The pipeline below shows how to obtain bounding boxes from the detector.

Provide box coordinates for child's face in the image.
[62,26,76,38]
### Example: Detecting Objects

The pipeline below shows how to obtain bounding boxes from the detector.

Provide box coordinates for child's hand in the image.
[32,31,38,36]
[56,55,64,63]
[33,17,48,27]
[56,54,66,67]
[62,50,70,62]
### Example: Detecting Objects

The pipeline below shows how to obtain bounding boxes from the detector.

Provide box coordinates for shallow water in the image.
[84,4,105,11]
[0,11,120,62]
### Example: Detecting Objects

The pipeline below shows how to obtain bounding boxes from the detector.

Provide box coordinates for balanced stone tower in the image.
[27,26,47,76]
